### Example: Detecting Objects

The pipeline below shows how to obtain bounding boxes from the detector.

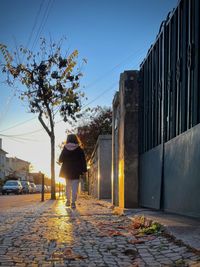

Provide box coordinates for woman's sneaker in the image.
[71,202,76,209]
[65,200,70,207]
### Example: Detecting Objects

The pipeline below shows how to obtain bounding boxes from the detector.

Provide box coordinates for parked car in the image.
[2,180,23,195]
[36,184,42,193]
[36,184,48,193]
[44,185,48,193]
[30,183,37,193]
[21,180,31,194]
[47,185,51,193]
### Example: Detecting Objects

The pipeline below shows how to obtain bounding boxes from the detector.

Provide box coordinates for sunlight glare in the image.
[56,177,66,184]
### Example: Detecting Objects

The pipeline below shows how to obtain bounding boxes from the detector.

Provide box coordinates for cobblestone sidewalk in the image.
[0,194,200,267]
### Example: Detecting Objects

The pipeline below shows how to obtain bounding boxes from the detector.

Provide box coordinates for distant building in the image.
[29,172,42,184]
[0,139,8,180]
[6,157,30,181]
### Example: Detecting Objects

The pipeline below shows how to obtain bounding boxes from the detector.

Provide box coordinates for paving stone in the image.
[0,194,199,267]
[190,256,200,261]
[157,258,174,264]
[167,254,182,261]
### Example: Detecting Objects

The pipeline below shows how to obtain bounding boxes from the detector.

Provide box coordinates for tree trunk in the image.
[50,134,56,200]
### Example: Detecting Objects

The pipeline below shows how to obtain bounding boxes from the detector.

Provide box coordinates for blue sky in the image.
[0,0,178,175]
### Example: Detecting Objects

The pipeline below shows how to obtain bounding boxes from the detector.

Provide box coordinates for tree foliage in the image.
[76,106,112,161]
[0,38,86,199]
[0,38,85,127]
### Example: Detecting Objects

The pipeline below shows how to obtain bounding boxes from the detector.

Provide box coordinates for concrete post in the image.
[99,135,112,199]
[118,71,139,208]
[112,92,119,206]
[89,135,112,199]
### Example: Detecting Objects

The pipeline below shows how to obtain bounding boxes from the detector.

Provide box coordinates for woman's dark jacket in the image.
[59,146,87,179]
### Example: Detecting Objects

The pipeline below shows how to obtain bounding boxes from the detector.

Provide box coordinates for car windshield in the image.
[5,181,18,186]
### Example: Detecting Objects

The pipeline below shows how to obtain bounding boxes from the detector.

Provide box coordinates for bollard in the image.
[41,173,44,202]
[59,182,61,198]
[87,171,90,195]
[62,183,65,198]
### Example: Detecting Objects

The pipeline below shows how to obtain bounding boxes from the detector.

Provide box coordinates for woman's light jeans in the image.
[66,179,79,203]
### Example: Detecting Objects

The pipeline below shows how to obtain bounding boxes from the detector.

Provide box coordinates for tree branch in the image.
[38,111,51,137]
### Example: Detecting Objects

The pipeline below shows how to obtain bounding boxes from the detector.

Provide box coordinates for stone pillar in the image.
[118,71,139,208]
[112,92,119,206]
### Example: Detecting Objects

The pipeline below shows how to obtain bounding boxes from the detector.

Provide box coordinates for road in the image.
[0,193,64,211]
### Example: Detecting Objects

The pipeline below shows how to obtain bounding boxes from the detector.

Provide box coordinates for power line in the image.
[25,0,45,51]
[0,79,122,138]
[0,60,140,137]
[81,53,146,108]
[0,1,54,130]
[12,36,21,65]
[31,0,54,51]
[0,127,44,137]
[0,36,20,125]
[0,90,16,126]
[83,46,148,91]
[82,81,118,109]
[0,134,39,142]
[0,117,37,133]
[0,2,43,123]
[1,135,25,144]
[0,48,146,137]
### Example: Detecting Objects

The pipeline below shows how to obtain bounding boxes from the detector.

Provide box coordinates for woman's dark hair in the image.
[66,134,80,144]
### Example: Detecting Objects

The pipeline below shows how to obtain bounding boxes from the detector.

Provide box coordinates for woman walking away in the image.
[59,134,87,209]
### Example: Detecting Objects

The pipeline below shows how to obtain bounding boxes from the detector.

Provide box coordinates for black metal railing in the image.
[139,0,200,154]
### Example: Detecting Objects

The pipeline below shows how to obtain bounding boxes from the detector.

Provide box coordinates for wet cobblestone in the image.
[0,194,200,266]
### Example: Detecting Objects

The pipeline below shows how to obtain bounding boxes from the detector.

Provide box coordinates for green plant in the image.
[139,221,161,235]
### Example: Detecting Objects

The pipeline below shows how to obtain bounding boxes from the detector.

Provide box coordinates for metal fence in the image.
[139,0,200,154]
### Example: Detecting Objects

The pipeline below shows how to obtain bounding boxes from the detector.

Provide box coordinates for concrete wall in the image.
[112,69,200,217]
[164,124,200,218]
[99,136,112,199]
[140,123,200,218]
[112,71,139,208]
[88,151,98,198]
[139,145,162,209]
[89,135,112,199]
